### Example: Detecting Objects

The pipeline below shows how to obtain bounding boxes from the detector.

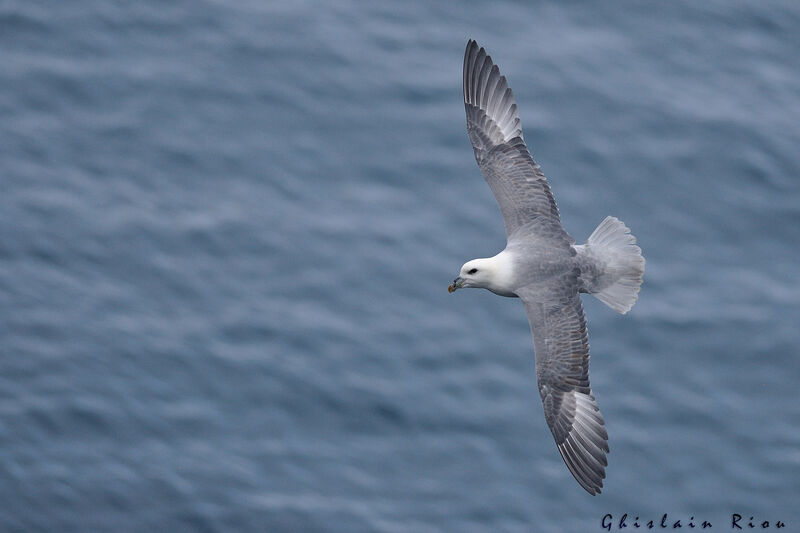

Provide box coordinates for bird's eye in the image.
[468,268,478,275]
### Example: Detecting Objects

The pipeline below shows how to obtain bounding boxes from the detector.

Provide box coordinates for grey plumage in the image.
[459,40,644,495]
[464,40,561,236]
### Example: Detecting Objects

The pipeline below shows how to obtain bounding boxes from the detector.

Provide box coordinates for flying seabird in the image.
[448,40,645,495]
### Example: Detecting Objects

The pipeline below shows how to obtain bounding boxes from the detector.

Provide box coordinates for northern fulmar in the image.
[448,40,645,495]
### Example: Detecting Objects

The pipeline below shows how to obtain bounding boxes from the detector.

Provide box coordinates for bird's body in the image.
[449,40,645,495]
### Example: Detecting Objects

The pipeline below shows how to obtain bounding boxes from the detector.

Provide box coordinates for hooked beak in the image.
[448,276,464,293]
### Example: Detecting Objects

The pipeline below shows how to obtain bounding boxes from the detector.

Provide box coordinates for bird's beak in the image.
[448,277,464,293]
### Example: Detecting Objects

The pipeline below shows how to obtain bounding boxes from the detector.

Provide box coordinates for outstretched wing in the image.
[517,274,609,495]
[463,40,561,237]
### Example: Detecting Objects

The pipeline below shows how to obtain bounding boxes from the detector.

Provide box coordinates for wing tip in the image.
[558,439,607,495]
[550,391,610,495]
[462,40,522,143]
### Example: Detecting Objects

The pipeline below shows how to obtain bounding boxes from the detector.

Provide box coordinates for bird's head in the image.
[448,258,494,292]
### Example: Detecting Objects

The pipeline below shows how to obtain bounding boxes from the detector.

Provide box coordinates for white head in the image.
[448,258,494,291]
[448,251,516,296]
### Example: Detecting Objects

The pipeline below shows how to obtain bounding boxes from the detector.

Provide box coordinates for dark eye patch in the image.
[468,268,478,274]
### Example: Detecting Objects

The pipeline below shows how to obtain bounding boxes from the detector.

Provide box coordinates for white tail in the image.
[577,216,645,314]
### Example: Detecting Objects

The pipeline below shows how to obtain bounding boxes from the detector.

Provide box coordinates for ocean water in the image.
[2,1,799,531]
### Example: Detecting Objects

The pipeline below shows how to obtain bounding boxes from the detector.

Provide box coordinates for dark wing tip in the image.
[462,40,522,145]
[557,393,610,495]
[557,435,607,495]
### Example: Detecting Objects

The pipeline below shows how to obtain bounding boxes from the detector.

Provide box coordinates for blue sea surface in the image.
[2,1,800,531]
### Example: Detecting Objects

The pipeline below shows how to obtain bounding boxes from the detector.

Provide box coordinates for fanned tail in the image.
[576,216,645,314]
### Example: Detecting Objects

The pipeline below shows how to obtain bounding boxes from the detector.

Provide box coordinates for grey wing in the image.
[463,40,561,237]
[517,274,609,495]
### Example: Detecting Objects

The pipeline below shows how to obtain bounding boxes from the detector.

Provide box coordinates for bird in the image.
[448,40,645,495]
